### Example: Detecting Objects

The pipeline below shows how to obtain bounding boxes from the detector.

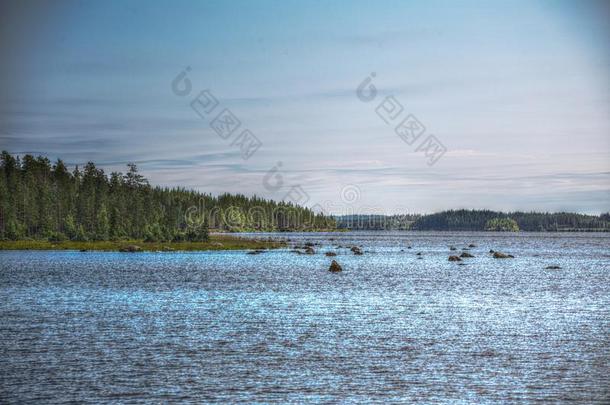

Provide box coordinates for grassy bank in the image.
[0,235,285,252]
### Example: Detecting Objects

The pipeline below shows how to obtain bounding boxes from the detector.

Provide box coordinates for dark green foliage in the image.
[0,152,336,241]
[335,214,419,230]
[411,209,609,231]
[485,217,520,232]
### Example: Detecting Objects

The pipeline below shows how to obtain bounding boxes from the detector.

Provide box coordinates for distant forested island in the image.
[1,152,608,244]
[336,210,610,232]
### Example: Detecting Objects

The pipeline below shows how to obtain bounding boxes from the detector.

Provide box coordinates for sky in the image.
[1,0,609,214]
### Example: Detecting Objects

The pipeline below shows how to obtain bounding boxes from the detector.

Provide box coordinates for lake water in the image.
[1,231,609,403]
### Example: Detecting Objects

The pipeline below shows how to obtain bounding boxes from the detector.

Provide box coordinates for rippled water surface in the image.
[1,231,609,403]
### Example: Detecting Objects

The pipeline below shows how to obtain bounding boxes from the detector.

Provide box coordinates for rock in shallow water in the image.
[448,255,462,262]
[460,252,475,258]
[493,251,514,258]
[329,260,342,272]
[350,246,363,255]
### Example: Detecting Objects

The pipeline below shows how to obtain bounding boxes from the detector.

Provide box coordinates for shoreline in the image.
[0,235,285,252]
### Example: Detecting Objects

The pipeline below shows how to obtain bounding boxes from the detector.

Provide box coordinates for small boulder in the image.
[468,244,476,248]
[545,265,561,269]
[489,249,495,253]
[493,251,513,259]
[416,252,422,256]
[448,255,462,262]
[329,260,342,272]
[325,252,337,257]
[350,246,363,255]
[304,246,315,255]
[460,252,475,258]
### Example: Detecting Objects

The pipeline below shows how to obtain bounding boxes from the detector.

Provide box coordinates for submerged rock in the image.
[448,255,462,262]
[545,265,561,269]
[489,249,495,253]
[325,252,337,257]
[493,251,514,259]
[449,246,457,251]
[460,252,475,258]
[468,244,476,248]
[350,246,363,255]
[329,260,342,272]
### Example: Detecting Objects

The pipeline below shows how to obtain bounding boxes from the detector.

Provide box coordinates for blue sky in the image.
[1,0,608,214]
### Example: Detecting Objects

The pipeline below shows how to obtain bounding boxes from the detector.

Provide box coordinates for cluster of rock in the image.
[445,244,516,263]
[262,238,562,272]
[289,240,366,273]
[291,241,319,255]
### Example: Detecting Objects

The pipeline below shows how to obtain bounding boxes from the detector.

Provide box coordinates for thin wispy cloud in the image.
[0,0,608,213]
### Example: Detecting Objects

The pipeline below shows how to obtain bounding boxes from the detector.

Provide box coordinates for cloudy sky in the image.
[1,0,608,214]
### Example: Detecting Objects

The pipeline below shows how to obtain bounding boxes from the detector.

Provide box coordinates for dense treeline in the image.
[0,152,336,241]
[411,209,610,232]
[484,218,520,232]
[335,214,420,230]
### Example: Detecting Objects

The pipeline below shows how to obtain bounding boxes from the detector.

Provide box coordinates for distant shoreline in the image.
[216,228,610,233]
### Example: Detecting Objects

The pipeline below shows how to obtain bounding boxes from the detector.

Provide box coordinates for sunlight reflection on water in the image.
[1,231,609,403]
